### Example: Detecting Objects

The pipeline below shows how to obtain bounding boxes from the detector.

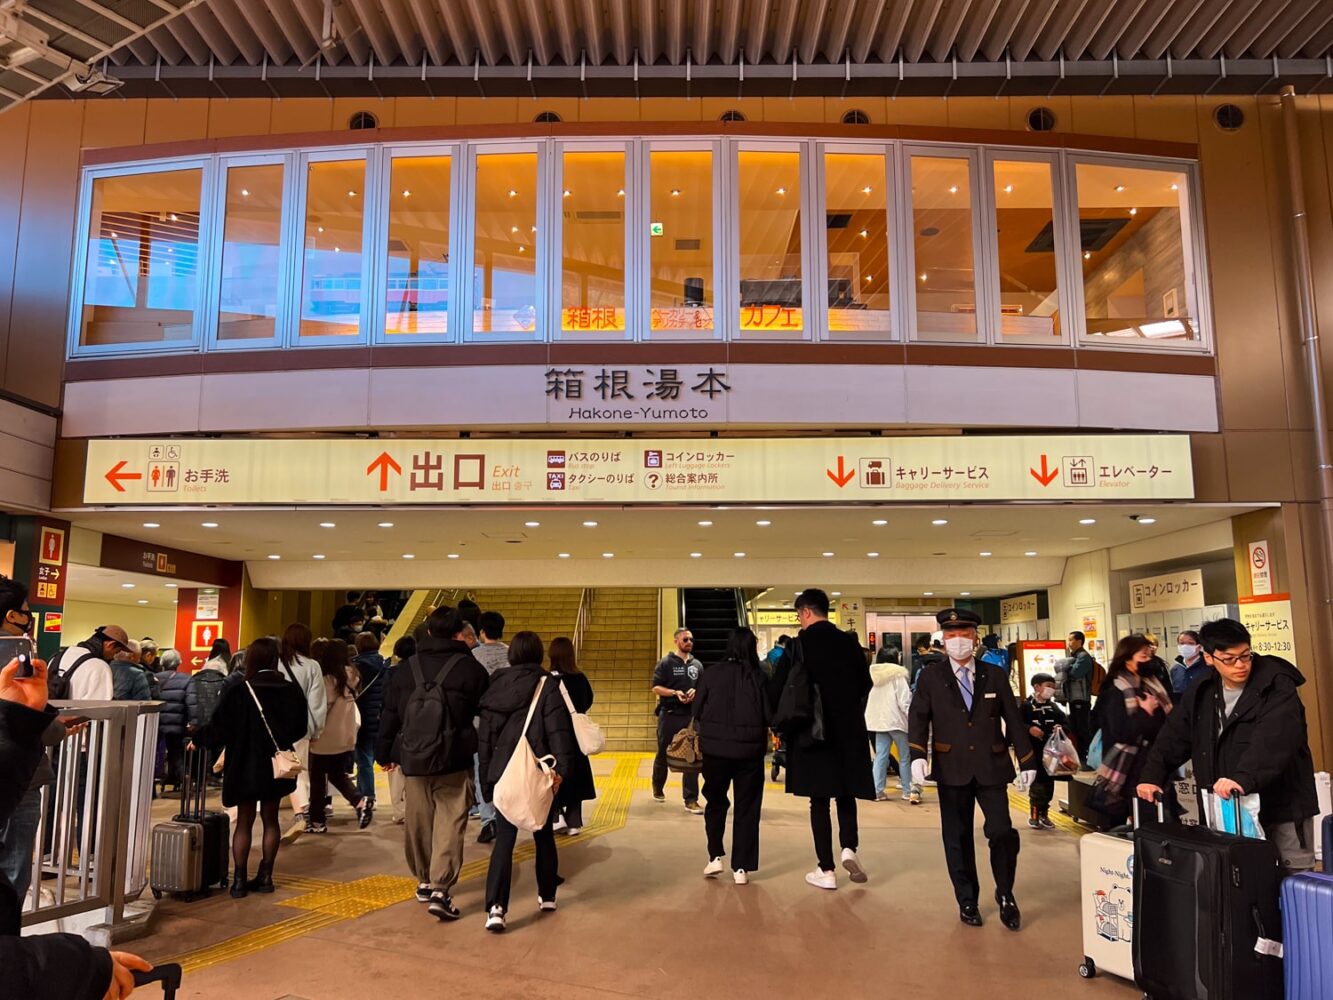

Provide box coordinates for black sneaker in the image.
[358,799,374,830]
[415,882,432,903]
[1039,814,1056,830]
[477,821,497,845]
[428,891,461,921]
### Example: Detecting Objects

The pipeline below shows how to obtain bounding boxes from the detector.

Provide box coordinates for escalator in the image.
[680,588,744,666]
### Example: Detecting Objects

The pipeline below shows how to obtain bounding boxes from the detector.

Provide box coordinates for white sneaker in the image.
[565,826,582,836]
[552,816,569,833]
[733,870,749,885]
[703,857,724,878]
[484,905,506,933]
[841,848,868,884]
[805,869,837,890]
[538,897,557,912]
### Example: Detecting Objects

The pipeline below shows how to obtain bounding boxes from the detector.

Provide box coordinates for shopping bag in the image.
[1202,789,1265,840]
[1042,725,1080,776]
[1086,730,1104,770]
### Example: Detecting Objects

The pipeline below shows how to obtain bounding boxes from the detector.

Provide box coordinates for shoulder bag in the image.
[558,677,606,756]
[492,676,558,832]
[246,681,303,779]
[666,720,703,773]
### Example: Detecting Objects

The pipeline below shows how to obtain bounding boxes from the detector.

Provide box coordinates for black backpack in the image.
[770,639,825,743]
[189,670,228,727]
[47,647,100,700]
[398,654,467,777]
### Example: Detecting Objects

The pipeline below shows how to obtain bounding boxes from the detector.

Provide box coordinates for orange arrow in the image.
[826,455,855,488]
[367,451,403,491]
[105,460,142,493]
[1029,454,1058,487]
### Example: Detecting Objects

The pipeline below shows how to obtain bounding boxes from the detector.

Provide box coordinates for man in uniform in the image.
[651,628,704,813]
[909,608,1037,930]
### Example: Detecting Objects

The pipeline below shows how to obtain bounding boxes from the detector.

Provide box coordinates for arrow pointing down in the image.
[1029,454,1059,487]
[826,455,855,488]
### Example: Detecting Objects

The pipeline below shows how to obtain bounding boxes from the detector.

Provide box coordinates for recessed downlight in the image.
[402,553,415,560]
[582,521,599,528]
[1137,517,1158,525]
[698,520,713,527]
[872,519,888,526]
[137,599,149,605]
[979,551,992,557]
[1024,551,1038,557]
[923,592,934,597]
[121,583,135,589]
[755,520,771,527]
[690,552,702,558]
[267,554,281,560]
[558,553,571,559]
[822,551,835,557]
[959,591,971,597]
[142,522,160,529]
[201,521,219,528]
[165,583,178,589]
[313,554,326,560]
[932,519,948,526]
[1079,518,1097,525]
[733,552,746,558]
[525,521,541,528]
[377,522,394,528]
[602,552,615,558]
[447,553,460,559]
[866,552,880,558]
[319,522,336,528]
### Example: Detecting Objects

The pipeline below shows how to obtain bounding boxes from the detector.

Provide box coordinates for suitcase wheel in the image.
[1077,959,1095,979]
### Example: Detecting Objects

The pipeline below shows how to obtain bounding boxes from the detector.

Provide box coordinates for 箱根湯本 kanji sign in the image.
[83,435,1194,507]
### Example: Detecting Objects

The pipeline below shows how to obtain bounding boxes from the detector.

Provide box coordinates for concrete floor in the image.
[132,756,1140,1000]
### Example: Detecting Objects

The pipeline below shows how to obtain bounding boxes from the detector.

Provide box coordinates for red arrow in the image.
[826,455,855,488]
[1029,454,1059,487]
[366,451,403,492]
[105,460,142,493]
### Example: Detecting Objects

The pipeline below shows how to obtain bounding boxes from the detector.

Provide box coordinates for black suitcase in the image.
[1132,797,1282,1000]
[174,746,229,892]
[1061,772,1116,832]
[133,964,183,998]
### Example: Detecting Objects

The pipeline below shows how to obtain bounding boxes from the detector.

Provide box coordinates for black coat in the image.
[352,651,388,739]
[198,670,309,807]
[1095,670,1170,797]
[693,656,770,760]
[155,669,190,739]
[552,671,596,803]
[908,657,1036,786]
[375,637,489,775]
[477,663,578,802]
[768,621,875,799]
[1140,655,1319,827]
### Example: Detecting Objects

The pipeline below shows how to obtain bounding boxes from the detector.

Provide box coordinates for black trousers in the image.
[1068,701,1093,763]
[308,751,362,825]
[809,796,859,872]
[702,755,764,872]
[1029,769,1055,812]
[937,780,1020,905]
[484,809,558,912]
[651,714,699,803]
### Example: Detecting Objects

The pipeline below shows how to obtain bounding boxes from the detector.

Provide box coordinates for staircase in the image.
[681,588,742,665]
[577,588,661,752]
[384,588,581,648]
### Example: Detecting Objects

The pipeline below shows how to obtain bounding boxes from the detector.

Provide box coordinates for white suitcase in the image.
[1316,771,1331,862]
[1077,831,1136,982]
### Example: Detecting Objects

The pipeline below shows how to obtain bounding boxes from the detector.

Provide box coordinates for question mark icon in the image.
[647,473,661,489]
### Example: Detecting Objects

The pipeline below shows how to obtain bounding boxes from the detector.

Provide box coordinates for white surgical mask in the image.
[1178,643,1199,661]
[944,636,975,661]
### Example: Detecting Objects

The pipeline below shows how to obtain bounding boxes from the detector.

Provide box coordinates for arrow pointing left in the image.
[105,460,142,493]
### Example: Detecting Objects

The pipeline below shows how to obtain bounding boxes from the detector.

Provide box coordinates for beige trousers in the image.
[387,767,407,822]
[403,770,473,890]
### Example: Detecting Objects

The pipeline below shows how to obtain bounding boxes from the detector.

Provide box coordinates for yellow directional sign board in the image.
[84,435,1194,506]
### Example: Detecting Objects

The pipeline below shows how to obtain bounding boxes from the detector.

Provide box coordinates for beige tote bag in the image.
[492,677,558,832]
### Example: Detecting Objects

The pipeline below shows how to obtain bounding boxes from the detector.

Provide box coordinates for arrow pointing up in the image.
[826,455,855,488]
[105,460,142,493]
[1029,454,1059,487]
[367,451,403,492]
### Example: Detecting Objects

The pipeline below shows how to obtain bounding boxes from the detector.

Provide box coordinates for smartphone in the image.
[0,636,35,678]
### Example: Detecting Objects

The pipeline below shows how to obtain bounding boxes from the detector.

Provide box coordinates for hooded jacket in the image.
[864,662,913,733]
[1140,654,1319,827]
[477,662,577,802]
[691,656,770,760]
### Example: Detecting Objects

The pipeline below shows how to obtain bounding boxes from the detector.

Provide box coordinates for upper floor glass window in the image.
[824,151,891,337]
[298,158,366,339]
[78,168,202,349]
[1075,161,1197,343]
[737,149,804,336]
[560,149,627,336]
[648,149,715,336]
[216,163,284,343]
[473,151,539,336]
[992,158,1063,345]
[385,154,452,336]
[910,154,979,342]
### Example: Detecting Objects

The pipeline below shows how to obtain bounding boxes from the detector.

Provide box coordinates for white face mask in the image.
[944,636,975,661]
[1178,643,1199,661]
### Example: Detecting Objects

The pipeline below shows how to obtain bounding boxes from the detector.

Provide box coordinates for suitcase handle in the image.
[1132,790,1166,828]
[132,963,182,997]
[179,744,209,821]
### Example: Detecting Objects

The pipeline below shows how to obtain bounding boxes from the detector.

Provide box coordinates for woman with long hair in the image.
[548,636,596,834]
[692,627,771,885]
[196,637,308,896]
[1092,634,1174,823]
[277,623,327,830]
[305,639,368,833]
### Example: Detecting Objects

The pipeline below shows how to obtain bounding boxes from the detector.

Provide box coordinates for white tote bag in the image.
[559,678,606,756]
[493,677,558,832]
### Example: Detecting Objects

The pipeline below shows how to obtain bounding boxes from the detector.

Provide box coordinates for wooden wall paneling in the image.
[455,97,519,124]
[207,98,273,138]
[1132,95,1201,142]
[1068,96,1136,138]
[144,98,209,143]
[270,98,335,134]
[0,104,32,391]
[393,97,457,127]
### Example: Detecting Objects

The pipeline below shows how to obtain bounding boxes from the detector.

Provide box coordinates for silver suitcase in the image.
[149,820,203,898]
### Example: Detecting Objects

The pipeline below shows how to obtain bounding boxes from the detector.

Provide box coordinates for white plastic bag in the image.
[1201,789,1265,840]
[1042,725,1080,776]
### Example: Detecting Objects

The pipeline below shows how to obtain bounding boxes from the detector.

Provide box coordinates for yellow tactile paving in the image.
[175,911,345,975]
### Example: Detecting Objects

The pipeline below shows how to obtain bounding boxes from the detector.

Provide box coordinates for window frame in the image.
[980,147,1073,349]
[372,142,462,345]
[67,156,214,359]
[813,141,899,343]
[1065,151,1212,355]
[901,144,988,346]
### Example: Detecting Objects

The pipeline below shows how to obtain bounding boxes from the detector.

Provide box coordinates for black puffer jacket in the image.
[352,651,388,739]
[156,669,190,738]
[693,656,770,759]
[477,663,577,802]
[1141,655,1319,827]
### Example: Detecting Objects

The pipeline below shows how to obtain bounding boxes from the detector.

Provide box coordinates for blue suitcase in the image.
[1281,871,1333,1000]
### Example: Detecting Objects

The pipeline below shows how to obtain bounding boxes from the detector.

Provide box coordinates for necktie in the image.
[956,667,974,710]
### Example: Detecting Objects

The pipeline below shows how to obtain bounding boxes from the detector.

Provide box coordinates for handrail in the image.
[572,587,592,657]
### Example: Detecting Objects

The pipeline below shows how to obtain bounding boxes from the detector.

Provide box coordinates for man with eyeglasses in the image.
[1138,617,1320,874]
[651,628,704,813]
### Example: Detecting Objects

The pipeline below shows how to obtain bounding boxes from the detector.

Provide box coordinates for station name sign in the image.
[83,435,1194,507]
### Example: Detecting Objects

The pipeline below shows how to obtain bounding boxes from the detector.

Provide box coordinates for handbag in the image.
[558,678,605,756]
[246,681,303,780]
[666,720,703,773]
[492,677,558,832]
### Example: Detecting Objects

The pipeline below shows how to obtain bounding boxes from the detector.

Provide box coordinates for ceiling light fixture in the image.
[756,520,771,526]
[932,518,948,526]
[979,551,992,557]
[1170,183,1179,191]
[865,274,873,282]
[525,521,540,527]
[240,188,250,197]
[1129,207,1138,216]
[1003,184,1013,193]
[1024,551,1038,557]
[402,189,411,198]
[822,551,834,557]
[201,521,218,528]
[670,189,680,197]
[617,188,626,197]
[776,187,786,195]
[866,552,879,558]
[872,519,888,526]
[862,185,872,194]
[602,552,614,558]
[1079,518,1096,525]
[447,553,460,559]
[948,185,958,194]
[402,553,415,559]
[959,591,970,597]
[919,273,927,281]
[690,552,702,558]
[378,522,394,528]
[733,552,746,558]
[562,189,571,198]
[313,554,325,560]
[859,229,868,238]
[1083,250,1092,259]
[558,553,570,559]
[122,583,135,589]
[923,591,934,597]
[1114,184,1126,192]
[582,520,598,527]
[319,522,336,528]
[267,554,281,560]
[508,189,518,197]
[1137,517,1158,525]
[143,522,160,529]
[347,189,356,197]
[698,520,713,527]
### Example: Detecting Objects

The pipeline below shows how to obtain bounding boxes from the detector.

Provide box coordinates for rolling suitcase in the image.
[148,819,202,898]
[1132,796,1283,1000]
[1078,830,1136,982]
[133,963,183,998]
[1281,870,1333,1000]
[174,746,229,892]
[1061,772,1115,832]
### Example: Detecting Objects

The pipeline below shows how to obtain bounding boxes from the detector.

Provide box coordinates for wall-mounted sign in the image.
[42,612,61,634]
[1130,568,1205,612]
[1000,594,1039,624]
[1247,540,1273,597]
[32,524,67,604]
[191,620,222,653]
[98,533,240,587]
[196,589,219,619]
[85,435,1195,507]
[1238,593,1294,659]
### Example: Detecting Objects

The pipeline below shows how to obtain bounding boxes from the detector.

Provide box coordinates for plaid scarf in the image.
[1093,672,1172,806]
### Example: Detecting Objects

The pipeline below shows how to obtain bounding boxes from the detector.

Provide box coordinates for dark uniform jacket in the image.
[1140,655,1318,828]
[908,656,1035,786]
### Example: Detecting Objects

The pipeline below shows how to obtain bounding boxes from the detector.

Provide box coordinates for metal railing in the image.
[20,701,161,934]
[572,587,592,657]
